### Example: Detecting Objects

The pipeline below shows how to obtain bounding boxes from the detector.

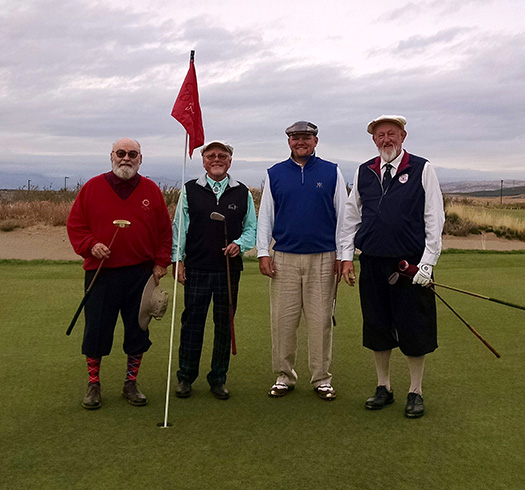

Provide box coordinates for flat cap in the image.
[200,140,234,156]
[367,115,407,134]
[285,121,318,136]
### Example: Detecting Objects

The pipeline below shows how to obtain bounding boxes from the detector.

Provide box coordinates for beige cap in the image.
[200,141,234,156]
[138,275,169,331]
[367,115,407,134]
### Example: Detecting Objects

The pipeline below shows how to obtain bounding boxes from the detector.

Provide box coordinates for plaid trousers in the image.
[178,269,240,386]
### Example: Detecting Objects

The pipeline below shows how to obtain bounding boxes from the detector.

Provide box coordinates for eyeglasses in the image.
[113,150,140,159]
[203,153,230,161]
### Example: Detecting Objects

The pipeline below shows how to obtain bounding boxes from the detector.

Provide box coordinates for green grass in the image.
[1,255,524,489]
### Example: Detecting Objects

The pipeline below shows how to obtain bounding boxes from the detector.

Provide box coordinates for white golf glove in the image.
[412,263,433,287]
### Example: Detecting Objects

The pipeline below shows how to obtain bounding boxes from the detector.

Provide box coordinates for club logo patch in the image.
[398,173,409,184]
[228,203,237,210]
[142,199,150,207]
[317,182,323,188]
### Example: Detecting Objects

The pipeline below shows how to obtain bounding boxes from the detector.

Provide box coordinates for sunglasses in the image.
[113,150,140,159]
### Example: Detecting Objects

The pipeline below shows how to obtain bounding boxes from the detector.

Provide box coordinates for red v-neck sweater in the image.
[67,174,172,271]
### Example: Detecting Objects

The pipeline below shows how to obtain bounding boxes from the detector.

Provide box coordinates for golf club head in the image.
[210,212,225,222]
[398,260,418,277]
[113,219,131,228]
[388,272,400,285]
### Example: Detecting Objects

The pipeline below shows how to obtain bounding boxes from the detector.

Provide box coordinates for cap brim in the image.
[138,275,156,331]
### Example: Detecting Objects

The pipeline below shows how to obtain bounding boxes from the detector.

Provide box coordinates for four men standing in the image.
[69,117,444,418]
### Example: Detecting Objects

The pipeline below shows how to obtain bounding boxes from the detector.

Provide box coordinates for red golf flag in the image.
[171,52,204,157]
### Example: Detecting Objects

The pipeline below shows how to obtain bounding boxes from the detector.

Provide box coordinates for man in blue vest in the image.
[172,141,257,400]
[257,121,347,400]
[341,115,445,418]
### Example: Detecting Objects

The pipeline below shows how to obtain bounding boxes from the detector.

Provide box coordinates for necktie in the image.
[382,164,393,189]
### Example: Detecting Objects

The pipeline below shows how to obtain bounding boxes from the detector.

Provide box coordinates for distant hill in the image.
[440,180,525,194]
[450,186,525,198]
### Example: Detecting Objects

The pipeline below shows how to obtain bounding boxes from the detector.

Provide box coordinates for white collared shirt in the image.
[340,149,445,265]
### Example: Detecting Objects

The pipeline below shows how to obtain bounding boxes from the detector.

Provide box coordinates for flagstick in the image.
[158,132,188,429]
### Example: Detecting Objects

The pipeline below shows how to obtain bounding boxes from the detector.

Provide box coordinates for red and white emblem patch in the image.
[398,173,409,184]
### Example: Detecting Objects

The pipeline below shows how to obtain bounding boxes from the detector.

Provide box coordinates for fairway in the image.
[1,254,524,490]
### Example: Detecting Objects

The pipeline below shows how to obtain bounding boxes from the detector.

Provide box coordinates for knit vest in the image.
[268,155,338,254]
[355,152,427,258]
[185,179,248,271]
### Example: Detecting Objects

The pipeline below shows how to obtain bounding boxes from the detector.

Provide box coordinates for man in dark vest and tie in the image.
[341,115,445,418]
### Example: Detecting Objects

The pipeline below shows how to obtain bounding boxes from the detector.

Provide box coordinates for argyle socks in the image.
[126,353,143,382]
[86,356,101,385]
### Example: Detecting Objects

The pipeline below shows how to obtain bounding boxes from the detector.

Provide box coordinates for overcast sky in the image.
[1,0,524,188]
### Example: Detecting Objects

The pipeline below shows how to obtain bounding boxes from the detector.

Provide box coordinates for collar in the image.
[105,171,141,187]
[290,152,316,167]
[196,173,239,189]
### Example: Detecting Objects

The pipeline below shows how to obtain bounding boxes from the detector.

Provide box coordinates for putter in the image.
[388,270,501,358]
[210,212,237,355]
[66,219,131,336]
[398,260,525,311]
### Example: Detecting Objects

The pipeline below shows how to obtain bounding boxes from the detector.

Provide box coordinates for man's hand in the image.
[342,260,356,286]
[413,263,433,287]
[91,242,111,260]
[334,259,342,283]
[172,261,186,285]
[224,243,241,258]
[259,256,276,278]
[153,265,167,285]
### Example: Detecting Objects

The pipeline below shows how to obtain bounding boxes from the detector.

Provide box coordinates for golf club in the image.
[387,271,501,358]
[398,260,525,311]
[66,219,131,336]
[331,278,338,327]
[210,212,237,355]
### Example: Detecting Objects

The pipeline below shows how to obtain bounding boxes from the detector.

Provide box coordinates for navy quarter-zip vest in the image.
[268,155,338,254]
[355,152,427,258]
[185,179,248,271]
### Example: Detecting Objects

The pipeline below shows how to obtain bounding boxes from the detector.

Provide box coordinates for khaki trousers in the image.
[270,251,336,388]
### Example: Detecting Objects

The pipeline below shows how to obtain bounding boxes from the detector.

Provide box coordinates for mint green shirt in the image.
[171,175,257,262]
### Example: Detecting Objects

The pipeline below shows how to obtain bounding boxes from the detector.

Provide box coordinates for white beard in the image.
[379,146,400,163]
[113,165,136,180]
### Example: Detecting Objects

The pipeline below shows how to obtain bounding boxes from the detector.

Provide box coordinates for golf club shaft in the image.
[331,277,338,327]
[398,263,525,311]
[432,289,501,358]
[65,227,120,336]
[223,227,236,355]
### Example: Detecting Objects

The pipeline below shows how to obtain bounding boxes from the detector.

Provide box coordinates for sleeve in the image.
[420,162,445,266]
[153,184,173,268]
[66,183,99,259]
[171,186,190,262]
[340,167,362,261]
[333,167,348,260]
[233,190,257,253]
[256,173,275,257]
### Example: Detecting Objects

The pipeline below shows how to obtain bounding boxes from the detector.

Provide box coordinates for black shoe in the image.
[122,380,148,406]
[210,384,230,400]
[175,380,192,398]
[82,382,101,410]
[365,385,394,410]
[405,392,424,418]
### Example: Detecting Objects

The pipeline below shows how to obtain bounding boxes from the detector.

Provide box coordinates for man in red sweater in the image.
[67,137,172,410]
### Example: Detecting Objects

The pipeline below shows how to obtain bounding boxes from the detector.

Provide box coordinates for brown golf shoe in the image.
[122,380,148,406]
[268,382,294,398]
[82,382,101,410]
[315,383,337,400]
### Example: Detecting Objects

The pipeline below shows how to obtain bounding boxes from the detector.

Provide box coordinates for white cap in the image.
[367,115,407,134]
[200,141,234,156]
